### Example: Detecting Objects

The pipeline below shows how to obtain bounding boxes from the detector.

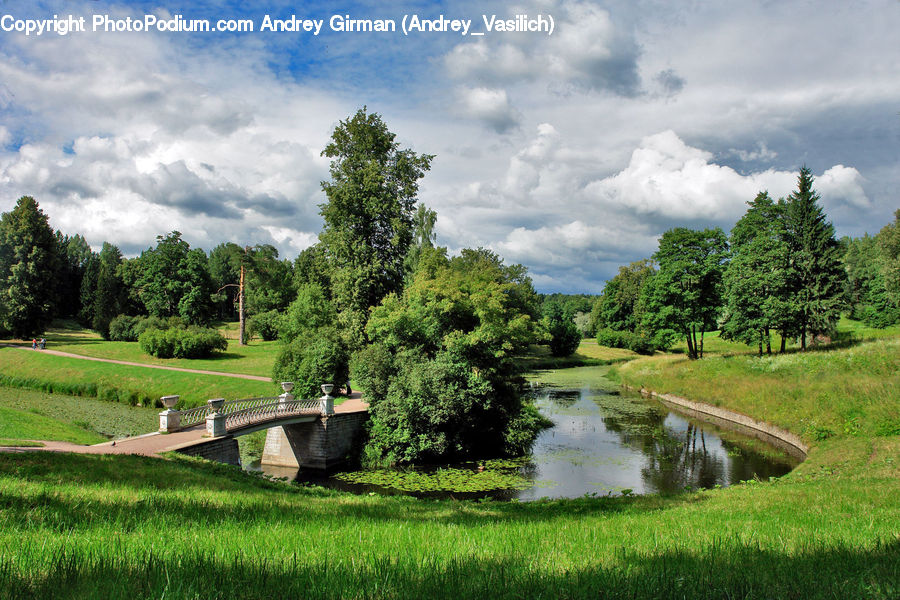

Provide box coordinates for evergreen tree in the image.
[78,252,100,326]
[91,242,127,337]
[0,197,59,337]
[319,107,433,349]
[782,167,845,349]
[722,192,791,354]
[54,232,92,319]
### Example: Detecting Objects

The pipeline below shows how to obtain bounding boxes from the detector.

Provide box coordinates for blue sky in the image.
[1,0,899,292]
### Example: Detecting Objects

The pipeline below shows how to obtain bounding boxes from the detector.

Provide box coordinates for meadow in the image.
[0,319,897,598]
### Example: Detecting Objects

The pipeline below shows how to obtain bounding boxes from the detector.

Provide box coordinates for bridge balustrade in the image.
[158,382,335,435]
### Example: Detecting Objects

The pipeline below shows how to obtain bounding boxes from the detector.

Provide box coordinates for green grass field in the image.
[0,346,279,409]
[0,318,897,598]
[2,323,278,377]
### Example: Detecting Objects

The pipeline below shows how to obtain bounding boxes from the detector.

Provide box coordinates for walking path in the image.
[5,344,270,381]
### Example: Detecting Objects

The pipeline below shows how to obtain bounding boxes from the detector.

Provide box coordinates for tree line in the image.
[589,167,900,358]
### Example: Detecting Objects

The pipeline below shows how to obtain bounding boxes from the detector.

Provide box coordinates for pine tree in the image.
[782,167,845,349]
[0,197,60,337]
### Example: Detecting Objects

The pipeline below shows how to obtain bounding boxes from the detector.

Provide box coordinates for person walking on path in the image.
[31,338,36,350]
[39,338,45,350]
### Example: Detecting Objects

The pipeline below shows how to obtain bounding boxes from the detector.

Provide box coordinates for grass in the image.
[0,387,159,440]
[1,322,278,377]
[612,331,900,443]
[0,317,896,598]
[0,406,105,445]
[0,346,279,409]
[517,339,636,370]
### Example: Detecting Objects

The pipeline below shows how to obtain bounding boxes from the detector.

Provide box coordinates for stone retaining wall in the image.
[261,411,369,470]
[174,435,241,466]
[626,385,809,460]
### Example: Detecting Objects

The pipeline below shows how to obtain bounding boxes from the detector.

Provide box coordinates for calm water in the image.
[249,369,799,500]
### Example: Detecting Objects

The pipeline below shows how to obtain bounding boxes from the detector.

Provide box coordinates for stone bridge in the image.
[158,383,368,471]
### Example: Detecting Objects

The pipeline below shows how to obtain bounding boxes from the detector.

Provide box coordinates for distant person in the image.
[31,338,37,350]
[39,338,45,350]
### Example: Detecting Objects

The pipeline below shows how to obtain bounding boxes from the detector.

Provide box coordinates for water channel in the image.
[247,366,799,500]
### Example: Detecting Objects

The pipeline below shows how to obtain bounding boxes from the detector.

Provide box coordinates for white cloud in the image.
[817,165,869,210]
[455,87,521,133]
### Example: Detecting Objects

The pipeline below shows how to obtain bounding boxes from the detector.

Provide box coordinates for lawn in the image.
[1,322,278,377]
[0,346,279,409]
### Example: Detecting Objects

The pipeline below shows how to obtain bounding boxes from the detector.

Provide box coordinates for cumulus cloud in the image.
[443,0,641,95]
[455,87,521,133]
[817,165,869,210]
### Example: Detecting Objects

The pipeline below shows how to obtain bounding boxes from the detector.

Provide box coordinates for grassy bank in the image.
[1,323,277,377]
[517,339,636,370]
[0,347,277,409]
[1,320,897,598]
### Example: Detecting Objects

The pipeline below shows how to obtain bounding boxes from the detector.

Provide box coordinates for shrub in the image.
[248,310,282,341]
[272,326,349,398]
[107,315,142,341]
[596,328,657,355]
[138,326,227,359]
[548,318,581,357]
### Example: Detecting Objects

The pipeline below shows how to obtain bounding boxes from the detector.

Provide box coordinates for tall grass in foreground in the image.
[0,452,897,599]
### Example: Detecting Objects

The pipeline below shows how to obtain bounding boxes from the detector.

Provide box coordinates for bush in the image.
[548,318,581,357]
[596,328,657,355]
[248,310,282,341]
[272,326,349,399]
[107,315,142,341]
[138,326,227,359]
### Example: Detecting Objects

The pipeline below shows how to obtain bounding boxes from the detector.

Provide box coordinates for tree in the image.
[721,192,791,354]
[55,233,92,319]
[844,232,900,328]
[90,242,127,338]
[404,203,438,277]
[591,259,655,333]
[354,246,546,465]
[641,228,728,359]
[782,167,845,349]
[543,301,581,357]
[0,197,59,337]
[128,232,214,326]
[878,209,900,307]
[318,107,434,349]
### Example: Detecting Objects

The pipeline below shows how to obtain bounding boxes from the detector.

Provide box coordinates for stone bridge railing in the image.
[158,382,336,437]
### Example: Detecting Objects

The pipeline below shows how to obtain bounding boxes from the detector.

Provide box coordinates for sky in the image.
[1,0,898,293]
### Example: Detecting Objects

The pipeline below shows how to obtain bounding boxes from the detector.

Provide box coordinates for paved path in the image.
[5,344,270,381]
[1,392,369,458]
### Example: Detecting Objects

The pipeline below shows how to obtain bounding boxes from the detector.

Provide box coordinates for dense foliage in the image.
[543,302,581,357]
[272,283,349,398]
[0,197,59,337]
[318,107,434,349]
[138,326,227,359]
[595,328,656,355]
[352,247,547,465]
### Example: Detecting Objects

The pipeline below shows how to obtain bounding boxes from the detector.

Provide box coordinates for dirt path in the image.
[6,345,270,381]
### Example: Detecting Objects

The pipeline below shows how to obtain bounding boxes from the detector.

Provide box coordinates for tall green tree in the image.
[591,259,655,333]
[641,228,728,359]
[843,232,899,328]
[90,242,127,338]
[54,232,92,319]
[878,209,900,306]
[319,107,434,349]
[782,167,845,349]
[0,197,59,337]
[722,192,791,354]
[127,231,214,325]
[404,203,438,277]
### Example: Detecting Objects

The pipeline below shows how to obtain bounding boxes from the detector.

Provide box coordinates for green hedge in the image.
[138,327,228,359]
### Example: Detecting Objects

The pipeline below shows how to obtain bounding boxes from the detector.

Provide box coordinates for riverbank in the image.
[0,331,898,597]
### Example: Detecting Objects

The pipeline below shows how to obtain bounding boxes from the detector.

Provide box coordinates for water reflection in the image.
[250,373,798,500]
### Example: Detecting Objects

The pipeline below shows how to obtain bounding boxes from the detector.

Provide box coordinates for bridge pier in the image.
[261,412,368,471]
